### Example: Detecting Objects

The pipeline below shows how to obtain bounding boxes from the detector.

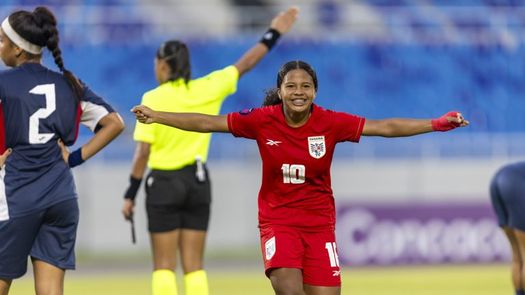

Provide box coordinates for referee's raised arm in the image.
[234,6,299,78]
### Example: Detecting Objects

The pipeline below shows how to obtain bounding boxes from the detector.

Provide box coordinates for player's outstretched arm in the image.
[363,111,469,137]
[132,105,229,133]
[234,6,299,78]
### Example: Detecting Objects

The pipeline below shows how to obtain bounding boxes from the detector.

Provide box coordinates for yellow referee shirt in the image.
[133,65,239,170]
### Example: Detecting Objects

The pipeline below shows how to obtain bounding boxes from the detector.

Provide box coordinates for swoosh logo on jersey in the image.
[266,139,282,146]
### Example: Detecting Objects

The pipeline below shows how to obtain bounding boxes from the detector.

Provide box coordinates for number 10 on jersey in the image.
[281,164,305,184]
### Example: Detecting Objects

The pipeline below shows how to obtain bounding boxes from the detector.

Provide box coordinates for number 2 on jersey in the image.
[29,84,56,144]
[281,164,305,184]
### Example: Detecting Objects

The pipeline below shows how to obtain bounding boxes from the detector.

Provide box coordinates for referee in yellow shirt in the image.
[121,7,298,295]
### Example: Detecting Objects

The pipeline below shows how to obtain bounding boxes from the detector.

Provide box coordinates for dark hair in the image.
[9,6,83,99]
[156,40,191,84]
[262,60,318,107]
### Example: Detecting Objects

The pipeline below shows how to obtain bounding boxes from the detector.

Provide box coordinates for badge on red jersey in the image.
[238,108,253,115]
[308,136,326,159]
[265,236,276,260]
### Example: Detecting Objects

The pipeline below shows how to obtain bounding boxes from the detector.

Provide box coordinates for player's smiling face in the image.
[278,69,316,114]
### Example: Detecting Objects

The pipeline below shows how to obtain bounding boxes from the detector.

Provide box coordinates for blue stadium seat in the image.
[64,40,522,136]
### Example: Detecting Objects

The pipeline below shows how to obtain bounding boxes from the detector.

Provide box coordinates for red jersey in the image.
[227,104,365,230]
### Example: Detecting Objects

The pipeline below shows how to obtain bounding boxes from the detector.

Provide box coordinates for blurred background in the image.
[2,0,524,293]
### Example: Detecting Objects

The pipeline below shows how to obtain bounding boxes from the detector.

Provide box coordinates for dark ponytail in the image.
[262,88,280,107]
[262,60,318,107]
[156,40,191,84]
[9,6,84,99]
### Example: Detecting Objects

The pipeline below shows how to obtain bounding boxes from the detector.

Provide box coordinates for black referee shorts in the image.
[145,164,211,233]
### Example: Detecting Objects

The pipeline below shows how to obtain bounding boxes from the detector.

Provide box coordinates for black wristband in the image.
[124,176,142,201]
[68,148,84,168]
[259,28,281,50]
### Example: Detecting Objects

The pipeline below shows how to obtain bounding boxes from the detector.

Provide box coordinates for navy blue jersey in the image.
[0,63,114,220]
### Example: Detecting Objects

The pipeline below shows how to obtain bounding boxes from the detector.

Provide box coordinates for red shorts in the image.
[259,225,341,287]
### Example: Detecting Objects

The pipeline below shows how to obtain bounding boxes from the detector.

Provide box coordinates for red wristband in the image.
[431,111,461,132]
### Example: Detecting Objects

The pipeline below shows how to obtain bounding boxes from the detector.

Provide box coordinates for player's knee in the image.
[34,284,64,295]
[270,277,304,295]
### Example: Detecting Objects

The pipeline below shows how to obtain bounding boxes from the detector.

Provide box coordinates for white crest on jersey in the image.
[266,139,282,146]
[308,136,326,159]
[265,236,276,260]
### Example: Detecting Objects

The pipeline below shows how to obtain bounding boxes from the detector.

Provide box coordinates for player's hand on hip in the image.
[431,111,469,131]
[57,139,70,164]
[270,6,299,34]
[122,199,135,221]
[0,148,12,167]
[131,105,155,124]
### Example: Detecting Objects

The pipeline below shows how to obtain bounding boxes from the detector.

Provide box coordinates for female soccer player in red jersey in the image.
[0,6,124,295]
[122,7,298,295]
[131,60,469,295]
[490,162,525,295]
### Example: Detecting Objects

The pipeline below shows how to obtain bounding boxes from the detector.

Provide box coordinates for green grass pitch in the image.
[9,264,511,295]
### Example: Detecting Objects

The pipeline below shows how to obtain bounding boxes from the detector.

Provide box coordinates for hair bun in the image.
[32,6,57,27]
[157,40,185,59]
